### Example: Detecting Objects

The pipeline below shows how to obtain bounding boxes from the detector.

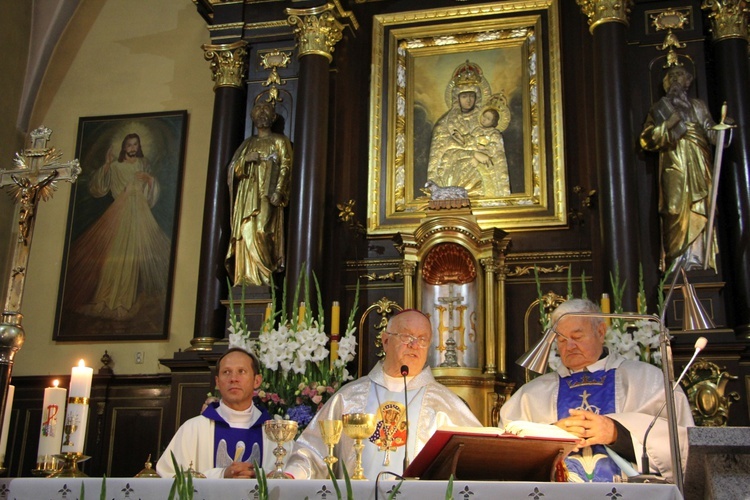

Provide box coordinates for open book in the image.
[451,420,581,440]
[403,421,580,481]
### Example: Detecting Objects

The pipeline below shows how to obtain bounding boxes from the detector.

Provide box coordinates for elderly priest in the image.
[500,298,694,482]
[285,309,481,480]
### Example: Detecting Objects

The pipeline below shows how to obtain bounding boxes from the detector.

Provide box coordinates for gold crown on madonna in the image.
[451,60,483,88]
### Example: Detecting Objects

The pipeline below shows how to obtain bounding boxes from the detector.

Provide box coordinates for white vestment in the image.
[499,353,694,480]
[156,404,276,479]
[285,361,482,480]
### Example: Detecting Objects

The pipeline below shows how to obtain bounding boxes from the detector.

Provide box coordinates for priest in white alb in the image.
[500,298,694,482]
[285,309,481,480]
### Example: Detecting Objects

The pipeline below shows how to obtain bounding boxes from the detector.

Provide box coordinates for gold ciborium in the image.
[264,419,298,479]
[319,420,343,467]
[342,413,377,480]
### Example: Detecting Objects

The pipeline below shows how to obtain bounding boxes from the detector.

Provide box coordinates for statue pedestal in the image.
[684,426,750,499]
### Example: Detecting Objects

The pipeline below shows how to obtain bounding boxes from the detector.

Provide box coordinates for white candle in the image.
[37,380,67,466]
[61,360,93,454]
[69,360,93,398]
[0,385,14,465]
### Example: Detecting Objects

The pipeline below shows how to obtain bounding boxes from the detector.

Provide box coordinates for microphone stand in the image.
[401,365,410,472]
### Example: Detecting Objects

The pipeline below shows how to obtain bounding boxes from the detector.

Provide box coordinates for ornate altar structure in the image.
[394,206,512,425]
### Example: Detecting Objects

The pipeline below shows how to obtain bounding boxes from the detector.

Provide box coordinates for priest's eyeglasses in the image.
[385,331,430,348]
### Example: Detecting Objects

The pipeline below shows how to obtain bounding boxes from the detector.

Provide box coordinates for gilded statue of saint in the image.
[427,60,510,198]
[226,102,293,286]
[640,65,720,271]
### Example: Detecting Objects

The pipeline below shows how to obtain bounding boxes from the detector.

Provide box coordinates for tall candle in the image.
[330,301,341,369]
[331,301,340,336]
[69,360,93,398]
[601,293,611,326]
[298,301,306,326]
[37,380,67,468]
[0,385,15,466]
[61,360,93,454]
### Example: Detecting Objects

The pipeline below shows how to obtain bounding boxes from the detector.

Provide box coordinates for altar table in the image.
[0,477,682,499]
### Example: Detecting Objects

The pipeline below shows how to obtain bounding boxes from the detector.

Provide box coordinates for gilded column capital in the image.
[479,257,499,274]
[400,260,417,277]
[286,3,344,62]
[702,0,749,42]
[202,40,248,90]
[576,0,633,33]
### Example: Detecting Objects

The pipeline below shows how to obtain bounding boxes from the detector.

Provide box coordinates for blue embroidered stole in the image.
[557,369,622,482]
[202,403,270,467]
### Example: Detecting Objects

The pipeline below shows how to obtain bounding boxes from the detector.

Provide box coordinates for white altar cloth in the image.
[0,477,682,499]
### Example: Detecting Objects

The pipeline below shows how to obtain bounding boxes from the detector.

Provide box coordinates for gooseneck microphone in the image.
[639,336,707,476]
[400,364,410,472]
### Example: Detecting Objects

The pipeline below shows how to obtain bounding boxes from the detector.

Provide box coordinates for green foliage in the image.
[253,460,268,500]
[167,451,193,500]
[445,474,455,500]
[100,475,106,500]
[327,464,342,499]
[386,478,404,500]
[341,461,353,500]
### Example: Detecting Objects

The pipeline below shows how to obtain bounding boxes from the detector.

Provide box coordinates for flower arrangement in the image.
[227,268,359,432]
[535,265,663,372]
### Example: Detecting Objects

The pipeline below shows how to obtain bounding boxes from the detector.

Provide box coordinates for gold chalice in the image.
[319,420,343,467]
[342,413,377,480]
[264,420,298,479]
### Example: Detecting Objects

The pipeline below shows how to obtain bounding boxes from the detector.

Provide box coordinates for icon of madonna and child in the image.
[422,59,514,199]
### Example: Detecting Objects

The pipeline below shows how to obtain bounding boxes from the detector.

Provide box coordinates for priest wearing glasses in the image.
[285,309,481,480]
[500,298,694,482]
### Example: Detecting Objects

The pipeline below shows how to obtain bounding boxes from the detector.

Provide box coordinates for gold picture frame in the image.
[367,0,566,235]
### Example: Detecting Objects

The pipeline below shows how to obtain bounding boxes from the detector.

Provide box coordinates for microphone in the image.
[400,364,410,472]
[635,336,707,479]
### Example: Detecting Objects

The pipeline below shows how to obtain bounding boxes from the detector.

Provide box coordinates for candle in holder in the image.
[36,380,67,470]
[0,385,15,467]
[330,301,340,369]
[61,360,93,455]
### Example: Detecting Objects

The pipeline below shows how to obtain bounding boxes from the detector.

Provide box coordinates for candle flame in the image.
[78,359,86,368]
[53,379,59,388]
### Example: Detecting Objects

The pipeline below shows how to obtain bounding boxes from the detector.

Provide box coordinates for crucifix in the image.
[437,284,464,367]
[0,127,80,471]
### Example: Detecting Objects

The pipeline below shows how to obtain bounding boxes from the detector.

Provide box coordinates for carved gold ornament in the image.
[286,4,344,62]
[202,40,248,90]
[576,0,634,33]
[681,360,740,426]
[260,49,292,105]
[702,0,749,41]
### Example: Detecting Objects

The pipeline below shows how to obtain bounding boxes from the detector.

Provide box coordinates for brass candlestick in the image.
[342,413,377,480]
[264,420,298,479]
[32,455,61,476]
[319,419,343,467]
[48,452,90,478]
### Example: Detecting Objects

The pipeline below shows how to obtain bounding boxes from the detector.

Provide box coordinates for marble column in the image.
[191,41,248,349]
[284,4,345,291]
[703,0,750,337]
[577,0,640,310]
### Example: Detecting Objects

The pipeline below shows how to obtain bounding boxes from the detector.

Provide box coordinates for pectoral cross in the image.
[1,126,80,313]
